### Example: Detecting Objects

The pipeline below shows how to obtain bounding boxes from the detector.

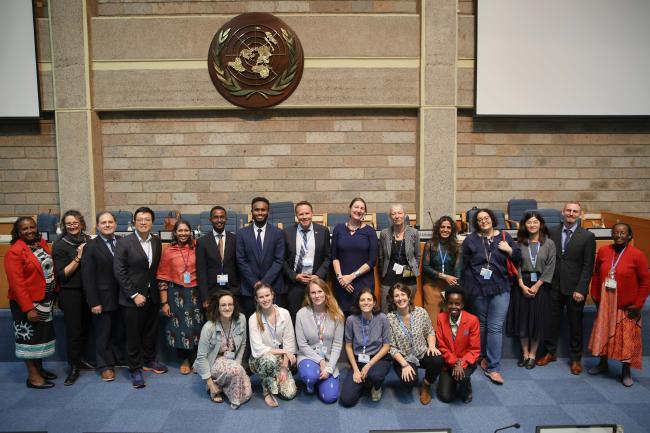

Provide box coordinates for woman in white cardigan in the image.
[248,282,297,407]
[295,277,345,403]
[194,290,250,409]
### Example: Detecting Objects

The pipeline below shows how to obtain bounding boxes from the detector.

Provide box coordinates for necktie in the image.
[295,229,309,273]
[563,228,572,253]
[256,228,263,253]
[217,234,224,259]
[107,238,115,254]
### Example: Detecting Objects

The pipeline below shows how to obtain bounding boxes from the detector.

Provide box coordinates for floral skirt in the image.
[249,353,297,399]
[165,283,203,350]
[211,356,252,406]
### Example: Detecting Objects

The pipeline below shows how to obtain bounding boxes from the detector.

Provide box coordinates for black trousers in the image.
[58,288,92,367]
[339,357,392,407]
[122,303,160,370]
[285,282,308,322]
[545,289,585,361]
[393,354,444,387]
[436,363,476,403]
[93,309,125,372]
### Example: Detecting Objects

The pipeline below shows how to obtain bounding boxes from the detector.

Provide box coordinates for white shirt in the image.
[294,223,315,274]
[253,223,267,248]
[450,311,463,339]
[248,306,296,359]
[213,229,226,256]
[135,231,153,267]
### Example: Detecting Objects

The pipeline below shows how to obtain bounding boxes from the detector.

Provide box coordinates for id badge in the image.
[183,272,191,284]
[480,267,493,280]
[302,258,314,267]
[358,353,371,363]
[530,272,538,282]
[392,263,404,275]
[217,274,228,286]
[224,351,235,360]
[605,277,617,290]
[317,343,326,357]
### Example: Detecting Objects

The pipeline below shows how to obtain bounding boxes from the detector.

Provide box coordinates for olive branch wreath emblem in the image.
[211,27,298,99]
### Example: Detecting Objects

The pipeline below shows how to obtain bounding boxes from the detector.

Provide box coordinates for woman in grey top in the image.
[379,204,420,311]
[506,211,557,369]
[295,277,345,403]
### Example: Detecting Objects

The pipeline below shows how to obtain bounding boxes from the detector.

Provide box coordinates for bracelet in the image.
[354,271,360,278]
[73,256,81,263]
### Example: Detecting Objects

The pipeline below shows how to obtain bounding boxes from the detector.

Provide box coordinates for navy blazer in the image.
[81,235,121,311]
[282,222,331,283]
[235,223,286,297]
[113,232,162,307]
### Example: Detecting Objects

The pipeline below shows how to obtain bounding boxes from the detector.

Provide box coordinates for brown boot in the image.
[419,380,432,405]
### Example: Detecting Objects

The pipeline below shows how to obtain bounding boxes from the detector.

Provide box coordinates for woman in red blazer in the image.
[435,285,481,403]
[5,216,57,388]
[588,222,650,387]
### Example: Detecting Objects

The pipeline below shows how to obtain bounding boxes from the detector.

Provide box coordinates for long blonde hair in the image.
[304,277,344,323]
[254,281,274,332]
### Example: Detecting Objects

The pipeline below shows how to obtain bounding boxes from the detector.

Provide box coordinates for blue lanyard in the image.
[396,313,413,347]
[528,242,540,268]
[610,247,626,274]
[262,310,278,345]
[438,246,449,273]
[360,316,372,353]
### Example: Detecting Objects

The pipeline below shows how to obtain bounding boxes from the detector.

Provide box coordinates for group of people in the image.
[4,197,649,408]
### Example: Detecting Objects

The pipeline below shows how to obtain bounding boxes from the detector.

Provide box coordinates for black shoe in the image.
[64,367,80,386]
[462,383,473,404]
[26,379,55,389]
[525,358,536,370]
[39,369,58,380]
[517,356,525,368]
[79,359,96,370]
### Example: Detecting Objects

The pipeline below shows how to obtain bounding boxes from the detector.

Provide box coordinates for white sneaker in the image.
[371,386,383,402]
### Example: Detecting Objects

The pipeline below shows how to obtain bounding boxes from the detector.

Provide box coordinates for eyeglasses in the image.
[477,217,491,223]
[135,218,152,224]
[65,222,80,227]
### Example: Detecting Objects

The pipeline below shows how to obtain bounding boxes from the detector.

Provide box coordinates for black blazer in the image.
[551,225,596,296]
[196,230,240,302]
[81,235,121,311]
[113,232,162,307]
[282,223,331,283]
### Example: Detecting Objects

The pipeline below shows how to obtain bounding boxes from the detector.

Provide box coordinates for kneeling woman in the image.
[295,278,345,403]
[340,288,391,406]
[249,282,298,407]
[386,283,444,405]
[194,290,251,409]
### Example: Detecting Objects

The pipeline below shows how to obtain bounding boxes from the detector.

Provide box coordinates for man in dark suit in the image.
[282,200,331,321]
[537,201,596,374]
[196,205,240,309]
[81,211,124,382]
[114,206,167,388]
[236,197,285,316]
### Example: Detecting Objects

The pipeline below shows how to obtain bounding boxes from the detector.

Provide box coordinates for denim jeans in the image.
[473,290,510,372]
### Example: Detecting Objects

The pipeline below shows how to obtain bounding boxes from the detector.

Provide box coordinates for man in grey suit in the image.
[537,201,596,374]
[282,200,331,321]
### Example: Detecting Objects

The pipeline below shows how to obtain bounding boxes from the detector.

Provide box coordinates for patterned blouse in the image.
[387,306,434,366]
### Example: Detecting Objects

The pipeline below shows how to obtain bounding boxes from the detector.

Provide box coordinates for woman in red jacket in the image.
[5,216,57,388]
[588,222,650,387]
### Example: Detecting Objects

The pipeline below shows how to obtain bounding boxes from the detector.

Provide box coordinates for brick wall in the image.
[456,112,650,217]
[101,110,418,216]
[96,0,418,16]
[0,117,60,215]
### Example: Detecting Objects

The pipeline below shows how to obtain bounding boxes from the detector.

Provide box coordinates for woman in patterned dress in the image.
[157,219,203,374]
[5,217,57,388]
[248,281,297,407]
[195,290,251,408]
[386,283,444,405]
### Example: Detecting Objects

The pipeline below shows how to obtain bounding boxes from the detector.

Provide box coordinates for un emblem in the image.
[208,13,304,109]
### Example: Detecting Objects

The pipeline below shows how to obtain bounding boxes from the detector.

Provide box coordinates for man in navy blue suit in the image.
[236,197,286,316]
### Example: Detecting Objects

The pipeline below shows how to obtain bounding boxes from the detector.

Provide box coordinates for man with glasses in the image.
[114,207,167,388]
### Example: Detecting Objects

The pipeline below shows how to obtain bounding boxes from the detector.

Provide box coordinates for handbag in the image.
[502,231,518,277]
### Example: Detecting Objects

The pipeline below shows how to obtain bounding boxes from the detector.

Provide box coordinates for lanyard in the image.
[396,313,413,348]
[393,237,404,262]
[221,319,233,343]
[313,311,326,347]
[528,242,540,268]
[360,316,372,354]
[178,245,190,273]
[262,309,278,345]
[481,235,494,269]
[438,246,449,273]
[610,247,627,274]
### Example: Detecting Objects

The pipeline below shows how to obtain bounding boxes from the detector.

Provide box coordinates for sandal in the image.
[264,392,279,408]
[179,360,191,375]
[210,392,224,403]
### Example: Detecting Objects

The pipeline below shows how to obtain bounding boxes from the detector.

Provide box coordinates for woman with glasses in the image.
[52,210,93,385]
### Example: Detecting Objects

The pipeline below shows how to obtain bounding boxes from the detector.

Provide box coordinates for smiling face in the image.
[18,218,38,244]
[525,216,540,236]
[439,219,452,240]
[255,286,274,310]
[64,215,82,236]
[476,211,493,233]
[134,210,153,237]
[390,206,405,226]
[175,223,191,245]
[308,282,326,308]
[392,287,410,311]
[252,201,269,226]
[97,213,117,238]
[357,291,375,314]
[562,202,581,228]
[349,200,366,223]
[446,293,464,320]
[218,294,234,319]
[612,224,630,247]
[210,208,227,231]
[296,204,313,230]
